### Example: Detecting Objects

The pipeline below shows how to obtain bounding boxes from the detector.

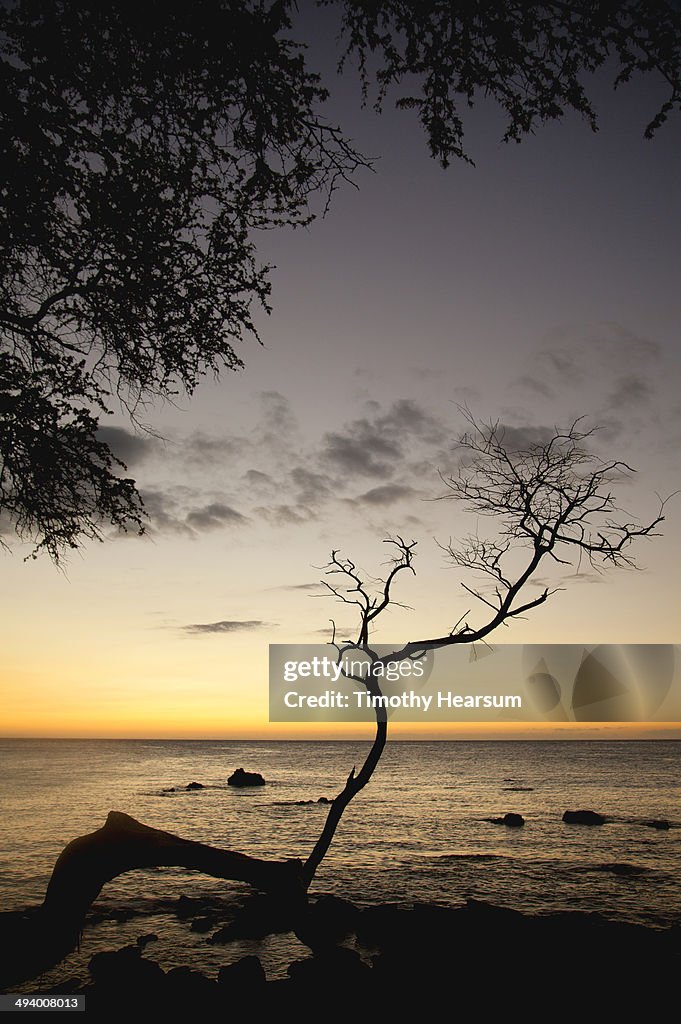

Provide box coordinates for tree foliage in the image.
[1,0,679,559]
[0,0,365,558]
[334,0,681,165]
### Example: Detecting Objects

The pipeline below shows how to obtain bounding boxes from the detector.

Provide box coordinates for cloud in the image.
[323,426,401,479]
[243,469,274,490]
[320,399,447,481]
[141,397,451,536]
[139,491,248,535]
[186,502,248,530]
[139,489,193,534]
[514,375,555,400]
[260,390,297,435]
[511,323,663,415]
[357,484,416,506]
[496,425,555,451]
[291,467,334,504]
[180,620,272,635]
[607,376,652,408]
[255,504,315,526]
[374,399,448,445]
[97,426,155,467]
[184,432,243,464]
[272,582,322,592]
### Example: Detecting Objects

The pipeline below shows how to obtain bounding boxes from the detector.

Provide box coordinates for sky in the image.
[2,9,680,738]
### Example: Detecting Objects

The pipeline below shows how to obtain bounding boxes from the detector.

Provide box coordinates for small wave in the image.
[572,862,650,877]
[438,853,507,861]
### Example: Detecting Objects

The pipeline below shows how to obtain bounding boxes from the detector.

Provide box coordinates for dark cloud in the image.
[529,572,603,588]
[540,349,586,386]
[184,432,243,465]
[320,399,446,481]
[323,425,401,478]
[357,483,416,506]
[260,390,297,435]
[291,467,334,504]
[496,425,555,452]
[139,489,192,535]
[180,620,271,635]
[243,469,274,490]
[186,502,248,530]
[607,375,652,408]
[514,375,555,399]
[374,399,448,444]
[97,426,155,467]
[255,504,315,526]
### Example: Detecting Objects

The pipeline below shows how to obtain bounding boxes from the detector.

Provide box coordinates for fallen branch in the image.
[0,812,304,988]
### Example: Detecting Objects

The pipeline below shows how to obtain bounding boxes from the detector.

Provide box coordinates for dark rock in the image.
[111,909,135,923]
[217,956,266,988]
[563,809,606,826]
[594,862,647,876]
[642,819,671,830]
[355,904,411,947]
[228,767,266,787]
[190,916,217,933]
[175,895,218,919]
[166,967,218,1006]
[295,895,359,950]
[136,933,158,947]
[186,781,204,790]
[486,813,525,827]
[502,787,534,792]
[317,796,334,804]
[288,946,369,986]
[208,893,301,943]
[88,946,164,990]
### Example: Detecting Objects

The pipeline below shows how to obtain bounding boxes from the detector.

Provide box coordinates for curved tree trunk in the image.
[1,812,305,988]
[44,811,305,922]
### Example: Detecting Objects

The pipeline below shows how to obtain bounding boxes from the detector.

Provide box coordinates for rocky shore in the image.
[8,893,680,1012]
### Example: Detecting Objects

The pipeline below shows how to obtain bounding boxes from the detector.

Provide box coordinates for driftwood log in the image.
[1,812,304,988]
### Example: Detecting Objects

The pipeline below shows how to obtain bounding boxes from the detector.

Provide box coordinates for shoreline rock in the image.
[486,812,525,827]
[562,809,606,826]
[228,768,266,788]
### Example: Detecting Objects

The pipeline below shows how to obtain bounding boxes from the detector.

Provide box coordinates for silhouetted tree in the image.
[2,1,680,559]
[333,0,681,166]
[2,416,666,986]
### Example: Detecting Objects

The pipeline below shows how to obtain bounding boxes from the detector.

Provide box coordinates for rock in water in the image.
[228,767,266,787]
[487,813,525,827]
[562,809,606,826]
[186,781,204,790]
[642,819,670,830]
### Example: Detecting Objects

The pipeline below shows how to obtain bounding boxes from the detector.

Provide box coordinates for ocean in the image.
[1,739,679,984]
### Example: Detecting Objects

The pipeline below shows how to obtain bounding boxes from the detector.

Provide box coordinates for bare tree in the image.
[1,416,667,986]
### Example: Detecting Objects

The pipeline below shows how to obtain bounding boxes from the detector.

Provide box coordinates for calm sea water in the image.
[0,740,679,982]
